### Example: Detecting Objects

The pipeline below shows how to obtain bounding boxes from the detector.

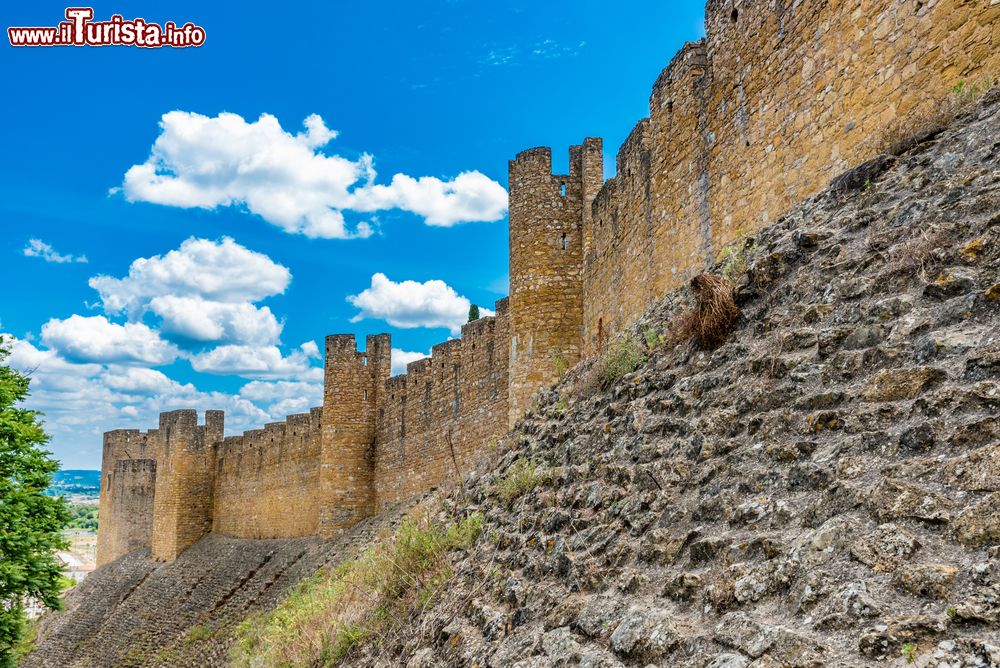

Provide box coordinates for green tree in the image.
[0,337,69,667]
[468,304,480,322]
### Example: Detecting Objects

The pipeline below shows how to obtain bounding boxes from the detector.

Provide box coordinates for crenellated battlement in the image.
[99,307,511,561]
[97,410,225,565]
[507,138,603,425]
[99,0,999,565]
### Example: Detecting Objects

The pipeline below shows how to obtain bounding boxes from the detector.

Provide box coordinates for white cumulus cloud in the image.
[119,111,507,237]
[90,236,290,315]
[2,333,327,469]
[188,342,319,379]
[23,238,88,264]
[100,366,192,395]
[349,171,508,227]
[148,296,282,346]
[348,273,493,335]
[40,315,179,366]
[239,379,323,418]
[390,348,429,376]
[89,237,289,348]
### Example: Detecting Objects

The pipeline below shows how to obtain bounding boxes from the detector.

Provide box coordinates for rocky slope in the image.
[22,512,403,667]
[349,91,1000,667]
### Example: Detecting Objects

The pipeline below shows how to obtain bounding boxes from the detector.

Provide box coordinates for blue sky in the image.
[1,1,705,469]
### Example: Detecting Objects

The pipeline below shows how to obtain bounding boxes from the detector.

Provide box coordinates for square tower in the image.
[507,139,602,426]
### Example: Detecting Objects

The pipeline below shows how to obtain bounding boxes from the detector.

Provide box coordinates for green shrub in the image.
[65,504,99,531]
[10,620,36,666]
[642,327,662,350]
[182,625,213,646]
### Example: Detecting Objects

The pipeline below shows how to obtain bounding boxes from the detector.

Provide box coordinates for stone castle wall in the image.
[98,0,999,564]
[150,410,221,562]
[375,300,509,509]
[211,409,324,539]
[104,459,156,562]
[580,0,1000,348]
[97,302,510,563]
[97,429,156,565]
[318,334,391,536]
[508,143,601,424]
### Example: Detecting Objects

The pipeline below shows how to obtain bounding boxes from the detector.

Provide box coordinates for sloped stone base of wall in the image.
[23,511,400,667]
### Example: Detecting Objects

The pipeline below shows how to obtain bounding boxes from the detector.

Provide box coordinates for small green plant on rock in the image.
[876,77,994,156]
[550,347,568,378]
[183,625,213,646]
[642,327,663,350]
[597,337,646,386]
[901,642,918,664]
[495,458,550,506]
[716,239,758,285]
[951,77,992,101]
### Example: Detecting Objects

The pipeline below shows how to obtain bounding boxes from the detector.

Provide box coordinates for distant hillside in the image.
[48,470,101,498]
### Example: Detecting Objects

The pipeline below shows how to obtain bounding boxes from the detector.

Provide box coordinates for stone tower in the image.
[96,428,156,566]
[507,138,603,425]
[318,333,391,535]
[150,409,223,562]
[105,459,156,562]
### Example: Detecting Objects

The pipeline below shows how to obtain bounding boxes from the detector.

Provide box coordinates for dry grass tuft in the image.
[884,224,952,281]
[677,274,740,349]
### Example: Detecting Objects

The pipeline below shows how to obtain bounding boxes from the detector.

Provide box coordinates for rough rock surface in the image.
[23,513,402,667]
[349,92,1000,667]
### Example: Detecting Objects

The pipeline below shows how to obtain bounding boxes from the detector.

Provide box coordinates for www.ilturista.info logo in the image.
[8,8,206,48]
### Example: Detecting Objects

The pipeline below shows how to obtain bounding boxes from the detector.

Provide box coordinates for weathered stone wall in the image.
[573,0,1000,347]
[508,141,602,425]
[374,299,510,509]
[96,429,157,566]
[97,0,1000,566]
[104,459,156,565]
[150,410,222,562]
[318,334,391,536]
[704,0,999,256]
[212,408,323,539]
[98,320,511,560]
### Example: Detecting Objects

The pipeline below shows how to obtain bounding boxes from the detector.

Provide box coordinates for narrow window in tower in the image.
[362,355,368,366]
[560,182,566,197]
[562,233,568,251]
[364,389,368,401]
